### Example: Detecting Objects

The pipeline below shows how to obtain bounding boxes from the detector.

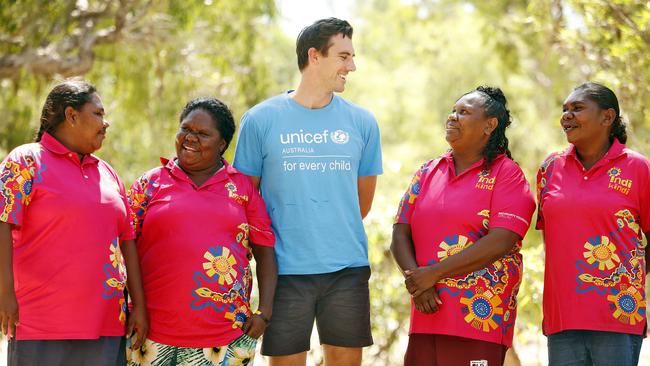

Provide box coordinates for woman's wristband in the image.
[254,309,270,324]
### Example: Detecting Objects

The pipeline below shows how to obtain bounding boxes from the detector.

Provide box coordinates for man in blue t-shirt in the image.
[233,17,382,366]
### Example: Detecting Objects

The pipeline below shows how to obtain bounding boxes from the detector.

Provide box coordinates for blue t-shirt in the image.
[233,92,383,275]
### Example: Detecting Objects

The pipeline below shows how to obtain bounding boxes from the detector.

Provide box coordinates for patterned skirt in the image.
[127,333,257,366]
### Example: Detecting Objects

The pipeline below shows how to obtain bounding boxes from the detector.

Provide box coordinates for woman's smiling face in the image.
[175,109,226,172]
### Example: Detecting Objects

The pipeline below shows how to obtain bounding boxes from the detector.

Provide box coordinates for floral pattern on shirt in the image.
[0,152,45,223]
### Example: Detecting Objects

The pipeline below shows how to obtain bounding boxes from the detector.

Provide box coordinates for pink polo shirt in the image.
[0,133,134,340]
[395,153,535,346]
[129,158,275,347]
[536,140,650,336]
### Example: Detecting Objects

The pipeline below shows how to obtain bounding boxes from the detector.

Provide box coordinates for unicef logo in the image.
[331,130,349,144]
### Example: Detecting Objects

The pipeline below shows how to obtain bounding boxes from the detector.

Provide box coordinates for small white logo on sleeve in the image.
[470,361,488,366]
[331,130,349,144]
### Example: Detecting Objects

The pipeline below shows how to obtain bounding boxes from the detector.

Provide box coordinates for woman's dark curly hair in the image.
[466,85,513,168]
[179,97,236,153]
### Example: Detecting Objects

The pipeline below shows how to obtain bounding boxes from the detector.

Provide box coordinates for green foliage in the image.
[0,0,282,182]
[346,0,650,363]
[2,0,650,364]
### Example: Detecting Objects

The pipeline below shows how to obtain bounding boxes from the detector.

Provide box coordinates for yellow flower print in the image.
[129,339,158,366]
[438,235,473,261]
[614,209,640,235]
[228,345,256,366]
[478,209,490,230]
[225,304,250,329]
[118,298,127,325]
[607,284,646,325]
[583,236,620,270]
[460,288,503,332]
[203,346,228,364]
[109,240,123,269]
[226,181,249,204]
[236,223,250,247]
[607,167,621,178]
[203,247,238,285]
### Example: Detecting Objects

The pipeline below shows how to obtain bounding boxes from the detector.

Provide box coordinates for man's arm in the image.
[358,176,377,219]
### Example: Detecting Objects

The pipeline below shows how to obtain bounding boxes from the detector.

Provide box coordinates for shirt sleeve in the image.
[489,161,536,238]
[394,162,428,225]
[0,148,36,226]
[128,174,153,241]
[638,159,650,233]
[358,114,383,177]
[535,164,545,231]
[116,175,136,241]
[243,176,275,247]
[535,153,559,230]
[232,112,264,177]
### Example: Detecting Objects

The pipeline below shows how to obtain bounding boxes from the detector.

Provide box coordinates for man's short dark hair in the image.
[296,17,353,71]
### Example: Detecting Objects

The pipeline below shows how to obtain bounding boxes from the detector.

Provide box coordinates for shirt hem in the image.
[278,263,370,276]
[16,330,125,341]
[148,330,243,348]
[543,323,647,337]
[408,328,512,347]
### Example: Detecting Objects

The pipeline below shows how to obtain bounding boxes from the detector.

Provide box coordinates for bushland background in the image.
[1,0,649,365]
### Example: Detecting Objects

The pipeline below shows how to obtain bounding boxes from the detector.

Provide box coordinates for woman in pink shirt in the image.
[0,79,147,365]
[391,86,535,366]
[537,82,649,365]
[127,97,277,366]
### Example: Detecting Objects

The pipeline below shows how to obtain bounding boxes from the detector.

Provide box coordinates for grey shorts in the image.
[8,336,126,366]
[261,266,373,356]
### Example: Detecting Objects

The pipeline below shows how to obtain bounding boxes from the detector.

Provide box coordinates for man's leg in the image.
[322,345,362,366]
[315,266,373,366]
[262,274,318,365]
[269,352,308,366]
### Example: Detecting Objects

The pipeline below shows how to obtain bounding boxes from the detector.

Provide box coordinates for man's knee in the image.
[269,351,308,366]
[322,345,362,366]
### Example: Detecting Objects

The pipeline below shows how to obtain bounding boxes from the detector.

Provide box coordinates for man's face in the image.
[314,33,356,93]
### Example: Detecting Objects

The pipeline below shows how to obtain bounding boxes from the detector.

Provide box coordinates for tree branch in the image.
[0,0,151,79]
[605,2,650,44]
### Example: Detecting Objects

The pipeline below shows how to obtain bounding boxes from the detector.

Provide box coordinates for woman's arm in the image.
[0,222,18,338]
[391,223,441,313]
[405,228,520,297]
[120,239,148,349]
[390,224,418,274]
[242,244,277,338]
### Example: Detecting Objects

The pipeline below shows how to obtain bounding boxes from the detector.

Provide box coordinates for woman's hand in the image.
[404,266,439,298]
[0,291,18,338]
[0,222,17,338]
[250,244,277,340]
[242,313,268,339]
[127,304,148,350]
[120,239,148,349]
[412,287,442,314]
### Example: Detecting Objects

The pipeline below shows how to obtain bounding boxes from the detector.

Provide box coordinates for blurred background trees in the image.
[1,0,649,365]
